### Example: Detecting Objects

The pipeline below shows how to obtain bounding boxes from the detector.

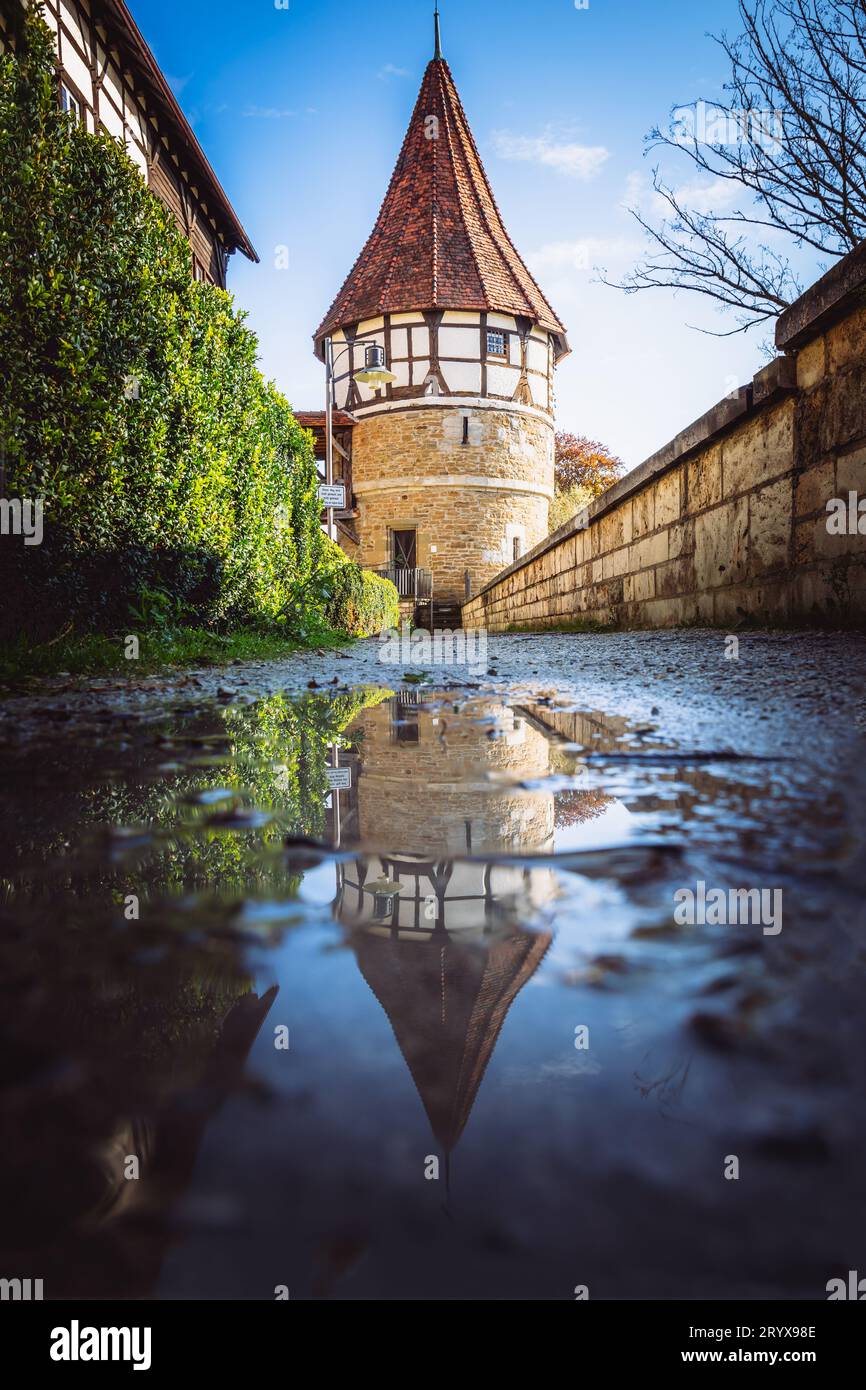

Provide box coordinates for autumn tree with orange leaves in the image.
[554,433,624,495]
[549,433,624,532]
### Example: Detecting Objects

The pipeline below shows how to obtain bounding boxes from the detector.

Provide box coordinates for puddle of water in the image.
[0,684,864,1300]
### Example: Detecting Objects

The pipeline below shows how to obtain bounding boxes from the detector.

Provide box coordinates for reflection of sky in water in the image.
[298,859,341,907]
[1,682,860,1302]
[554,798,635,851]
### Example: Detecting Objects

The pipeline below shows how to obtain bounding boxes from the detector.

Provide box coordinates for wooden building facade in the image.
[0,0,257,286]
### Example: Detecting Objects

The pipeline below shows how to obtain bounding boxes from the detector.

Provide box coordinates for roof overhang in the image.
[100,1,259,264]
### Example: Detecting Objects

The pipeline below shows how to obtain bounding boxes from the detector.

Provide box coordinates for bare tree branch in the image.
[605,0,866,333]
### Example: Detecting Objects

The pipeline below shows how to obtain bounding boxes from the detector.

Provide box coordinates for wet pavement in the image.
[1,630,866,1300]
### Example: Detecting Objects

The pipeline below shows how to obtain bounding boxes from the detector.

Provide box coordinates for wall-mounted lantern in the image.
[368,875,402,920]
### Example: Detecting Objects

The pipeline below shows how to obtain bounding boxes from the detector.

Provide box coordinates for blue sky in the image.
[133,0,823,470]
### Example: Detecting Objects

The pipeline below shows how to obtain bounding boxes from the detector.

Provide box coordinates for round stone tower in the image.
[313,14,569,606]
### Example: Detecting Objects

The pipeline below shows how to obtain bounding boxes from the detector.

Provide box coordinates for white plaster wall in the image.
[61,44,92,104]
[443,361,483,393]
[529,372,548,408]
[127,141,147,177]
[100,93,125,141]
[487,364,520,396]
[411,326,430,357]
[59,0,85,47]
[439,325,477,358]
[526,338,549,374]
[324,312,554,413]
[124,96,146,147]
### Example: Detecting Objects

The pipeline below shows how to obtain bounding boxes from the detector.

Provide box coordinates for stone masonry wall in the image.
[463,244,866,631]
[351,405,553,601]
[354,698,555,856]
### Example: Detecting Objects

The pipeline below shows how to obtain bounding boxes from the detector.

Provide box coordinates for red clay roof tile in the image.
[314,58,568,357]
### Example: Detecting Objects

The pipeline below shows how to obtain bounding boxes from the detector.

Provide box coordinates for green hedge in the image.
[0,9,393,644]
[317,538,399,636]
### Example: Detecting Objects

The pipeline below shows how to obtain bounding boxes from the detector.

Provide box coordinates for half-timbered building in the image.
[310,13,569,610]
[0,0,257,285]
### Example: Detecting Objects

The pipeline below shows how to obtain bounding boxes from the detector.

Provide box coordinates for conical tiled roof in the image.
[314,52,568,357]
[354,928,552,1154]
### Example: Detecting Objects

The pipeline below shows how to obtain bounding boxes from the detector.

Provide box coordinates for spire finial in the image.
[434,4,442,60]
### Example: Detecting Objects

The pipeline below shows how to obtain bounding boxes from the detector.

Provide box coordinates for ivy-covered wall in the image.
[0,9,396,644]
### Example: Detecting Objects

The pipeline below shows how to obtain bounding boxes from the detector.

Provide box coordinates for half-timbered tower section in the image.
[313,25,569,605]
[0,0,257,285]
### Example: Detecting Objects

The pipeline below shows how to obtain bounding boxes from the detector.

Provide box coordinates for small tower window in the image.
[486,329,507,358]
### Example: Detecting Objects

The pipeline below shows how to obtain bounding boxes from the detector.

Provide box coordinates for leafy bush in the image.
[0,9,334,643]
[326,560,400,638]
[548,482,594,533]
[316,538,399,637]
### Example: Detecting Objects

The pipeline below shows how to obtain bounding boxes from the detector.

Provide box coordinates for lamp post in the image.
[324,338,395,542]
[332,740,341,848]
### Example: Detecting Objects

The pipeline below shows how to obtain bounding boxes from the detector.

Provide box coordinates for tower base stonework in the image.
[351,404,553,602]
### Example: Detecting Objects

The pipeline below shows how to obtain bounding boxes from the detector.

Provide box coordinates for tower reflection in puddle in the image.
[328,692,576,1161]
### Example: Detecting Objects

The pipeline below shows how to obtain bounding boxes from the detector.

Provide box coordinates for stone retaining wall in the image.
[463,244,866,631]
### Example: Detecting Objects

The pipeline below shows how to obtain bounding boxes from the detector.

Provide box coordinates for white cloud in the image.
[166,73,192,98]
[624,169,740,217]
[492,128,609,180]
[623,170,653,212]
[529,236,642,276]
[671,175,741,215]
[242,106,297,119]
[377,63,412,81]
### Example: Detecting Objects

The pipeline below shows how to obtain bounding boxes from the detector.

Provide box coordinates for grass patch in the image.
[0,623,353,683]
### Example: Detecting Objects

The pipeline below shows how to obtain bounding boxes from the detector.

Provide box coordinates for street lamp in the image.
[324,337,396,541]
[353,343,394,384]
[369,875,402,921]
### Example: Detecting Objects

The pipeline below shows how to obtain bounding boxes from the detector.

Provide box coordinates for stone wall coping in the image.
[467,355,797,602]
[776,239,866,351]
